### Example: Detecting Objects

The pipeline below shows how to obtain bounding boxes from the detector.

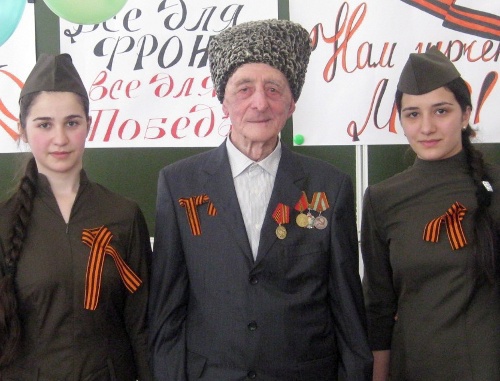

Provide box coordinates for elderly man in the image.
[149,19,372,380]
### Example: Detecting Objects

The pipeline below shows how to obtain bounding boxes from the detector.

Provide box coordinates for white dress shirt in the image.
[226,138,281,260]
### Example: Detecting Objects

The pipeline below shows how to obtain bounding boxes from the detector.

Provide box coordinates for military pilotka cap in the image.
[397,46,461,95]
[20,53,88,101]
[208,19,312,103]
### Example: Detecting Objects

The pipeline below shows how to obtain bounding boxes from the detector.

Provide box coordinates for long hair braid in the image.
[0,157,38,367]
[461,127,498,282]
[446,78,498,282]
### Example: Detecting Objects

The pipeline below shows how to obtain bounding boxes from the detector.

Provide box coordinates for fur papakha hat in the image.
[20,53,88,101]
[397,46,461,95]
[208,19,312,103]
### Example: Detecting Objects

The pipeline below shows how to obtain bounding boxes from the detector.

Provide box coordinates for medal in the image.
[313,215,327,230]
[294,191,310,228]
[296,213,309,227]
[306,211,315,229]
[310,192,330,230]
[276,225,287,239]
[272,203,290,240]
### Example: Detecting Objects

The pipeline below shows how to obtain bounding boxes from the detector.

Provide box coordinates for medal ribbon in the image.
[82,226,142,311]
[294,191,309,212]
[423,202,467,250]
[273,203,290,225]
[310,192,329,213]
[178,194,217,236]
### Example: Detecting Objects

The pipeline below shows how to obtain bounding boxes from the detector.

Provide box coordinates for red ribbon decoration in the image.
[272,203,290,225]
[82,226,142,310]
[310,192,330,213]
[294,191,309,212]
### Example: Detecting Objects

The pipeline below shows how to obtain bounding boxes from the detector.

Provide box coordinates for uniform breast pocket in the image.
[277,242,329,292]
[283,241,325,258]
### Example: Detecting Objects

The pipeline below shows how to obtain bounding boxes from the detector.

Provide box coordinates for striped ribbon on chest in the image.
[82,226,142,310]
[178,194,217,236]
[423,202,468,250]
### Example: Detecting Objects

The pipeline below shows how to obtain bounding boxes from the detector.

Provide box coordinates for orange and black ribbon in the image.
[178,194,217,236]
[401,0,500,40]
[423,201,468,250]
[82,226,142,310]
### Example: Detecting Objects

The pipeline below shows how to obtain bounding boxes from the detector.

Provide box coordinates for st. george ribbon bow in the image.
[423,201,468,250]
[82,226,142,310]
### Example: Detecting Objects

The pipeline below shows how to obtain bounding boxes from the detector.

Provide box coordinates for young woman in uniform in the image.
[0,54,152,380]
[361,47,500,380]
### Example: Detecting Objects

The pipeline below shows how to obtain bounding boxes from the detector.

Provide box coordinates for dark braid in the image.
[0,158,38,367]
[445,78,497,282]
[396,78,498,282]
[462,127,497,282]
[0,92,41,368]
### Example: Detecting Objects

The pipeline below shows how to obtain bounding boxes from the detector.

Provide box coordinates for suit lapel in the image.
[200,142,308,265]
[256,145,307,264]
[201,142,254,260]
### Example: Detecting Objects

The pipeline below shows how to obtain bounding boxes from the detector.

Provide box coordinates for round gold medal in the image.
[296,213,309,228]
[276,225,287,239]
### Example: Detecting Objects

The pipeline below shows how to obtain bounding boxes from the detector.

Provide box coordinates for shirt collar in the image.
[226,136,281,179]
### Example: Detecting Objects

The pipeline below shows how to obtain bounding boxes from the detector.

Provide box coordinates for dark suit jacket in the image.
[149,141,372,380]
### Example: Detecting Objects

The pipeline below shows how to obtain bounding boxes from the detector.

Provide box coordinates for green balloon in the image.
[43,0,128,25]
[293,134,305,145]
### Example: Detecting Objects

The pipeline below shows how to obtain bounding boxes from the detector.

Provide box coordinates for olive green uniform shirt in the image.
[361,151,500,380]
[0,171,152,381]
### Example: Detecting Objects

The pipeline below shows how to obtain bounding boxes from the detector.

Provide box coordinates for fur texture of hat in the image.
[397,46,461,95]
[20,53,88,101]
[208,19,312,103]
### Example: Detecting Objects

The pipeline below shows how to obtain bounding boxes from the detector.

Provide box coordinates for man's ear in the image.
[288,100,296,117]
[222,103,229,117]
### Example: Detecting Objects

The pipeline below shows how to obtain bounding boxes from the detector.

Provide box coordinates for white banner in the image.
[290,0,500,145]
[60,0,278,148]
[0,4,36,153]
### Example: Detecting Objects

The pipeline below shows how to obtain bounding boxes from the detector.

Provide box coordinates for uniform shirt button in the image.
[247,370,257,379]
[249,275,258,285]
[247,321,258,331]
